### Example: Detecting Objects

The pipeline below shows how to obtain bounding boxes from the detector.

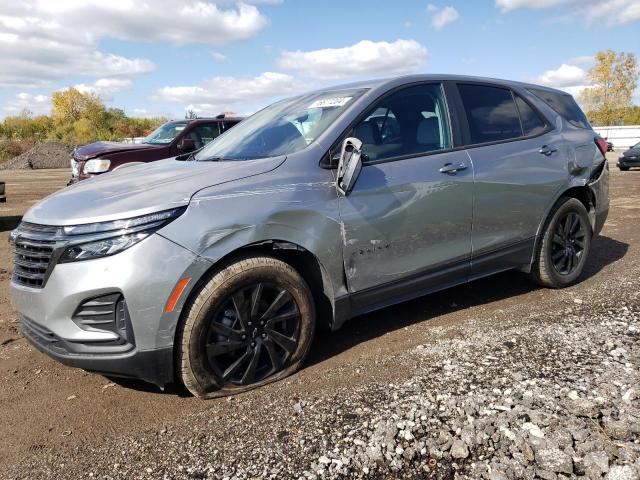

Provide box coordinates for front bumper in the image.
[618,156,640,168]
[22,316,174,384]
[10,233,211,386]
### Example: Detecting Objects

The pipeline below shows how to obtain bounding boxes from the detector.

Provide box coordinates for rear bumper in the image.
[589,160,609,236]
[21,316,174,385]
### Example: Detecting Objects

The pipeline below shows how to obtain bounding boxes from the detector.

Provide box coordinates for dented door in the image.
[338,150,474,294]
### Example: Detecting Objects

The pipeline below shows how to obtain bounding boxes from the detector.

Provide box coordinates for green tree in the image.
[623,106,640,125]
[581,50,639,126]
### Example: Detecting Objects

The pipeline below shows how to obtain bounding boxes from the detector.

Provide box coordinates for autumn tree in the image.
[581,50,639,126]
[623,106,640,125]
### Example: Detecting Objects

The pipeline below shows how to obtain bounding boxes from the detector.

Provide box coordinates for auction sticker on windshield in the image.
[308,97,352,109]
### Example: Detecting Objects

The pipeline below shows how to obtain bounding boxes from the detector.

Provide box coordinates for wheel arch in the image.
[177,239,337,341]
[529,184,595,268]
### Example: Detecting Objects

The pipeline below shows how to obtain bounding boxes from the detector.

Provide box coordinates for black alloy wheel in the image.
[550,211,587,276]
[203,283,301,386]
[177,255,315,399]
[528,197,592,288]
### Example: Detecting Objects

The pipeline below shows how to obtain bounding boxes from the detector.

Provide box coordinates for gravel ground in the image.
[0,142,72,170]
[8,294,638,480]
[1,156,639,480]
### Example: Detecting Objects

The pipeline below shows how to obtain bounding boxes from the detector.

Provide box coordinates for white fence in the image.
[592,125,640,150]
[120,137,145,144]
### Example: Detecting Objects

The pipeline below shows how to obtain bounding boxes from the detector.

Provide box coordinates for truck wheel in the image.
[177,256,315,399]
[528,197,592,288]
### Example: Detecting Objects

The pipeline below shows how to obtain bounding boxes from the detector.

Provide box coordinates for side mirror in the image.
[178,138,196,152]
[336,137,363,196]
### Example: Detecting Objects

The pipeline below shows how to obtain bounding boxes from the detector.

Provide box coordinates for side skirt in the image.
[332,237,535,331]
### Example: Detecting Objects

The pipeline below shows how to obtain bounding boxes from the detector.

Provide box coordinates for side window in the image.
[186,124,221,149]
[458,84,522,144]
[352,83,451,162]
[528,88,591,129]
[515,95,547,136]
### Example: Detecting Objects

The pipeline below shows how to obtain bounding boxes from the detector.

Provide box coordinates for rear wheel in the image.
[528,197,592,288]
[177,256,315,398]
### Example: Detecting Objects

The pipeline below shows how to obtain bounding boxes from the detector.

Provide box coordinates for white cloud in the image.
[427,5,460,29]
[537,63,586,88]
[74,78,134,99]
[3,93,51,116]
[277,39,428,80]
[153,72,301,115]
[0,1,272,88]
[496,0,640,26]
[211,51,228,61]
[535,62,590,98]
[14,1,269,45]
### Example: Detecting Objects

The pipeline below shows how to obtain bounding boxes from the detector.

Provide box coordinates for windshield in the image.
[194,89,366,161]
[143,122,188,145]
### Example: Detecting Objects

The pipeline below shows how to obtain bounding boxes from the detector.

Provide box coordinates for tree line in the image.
[0,88,167,162]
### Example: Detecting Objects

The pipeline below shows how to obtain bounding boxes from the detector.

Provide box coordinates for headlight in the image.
[59,232,150,263]
[63,208,184,236]
[70,158,79,177]
[59,207,185,262]
[84,158,111,174]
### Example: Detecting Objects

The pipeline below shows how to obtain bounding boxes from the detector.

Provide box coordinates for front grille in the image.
[12,223,59,288]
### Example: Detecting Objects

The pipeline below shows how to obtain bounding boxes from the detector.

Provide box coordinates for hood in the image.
[24,156,286,226]
[73,141,161,160]
[623,146,640,157]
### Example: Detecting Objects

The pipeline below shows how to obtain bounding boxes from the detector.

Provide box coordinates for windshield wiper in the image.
[176,151,196,161]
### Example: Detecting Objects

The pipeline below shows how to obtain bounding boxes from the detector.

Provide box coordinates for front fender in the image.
[159,158,348,307]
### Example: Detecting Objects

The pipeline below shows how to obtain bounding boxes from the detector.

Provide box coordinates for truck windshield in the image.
[194,89,366,161]
[143,122,188,145]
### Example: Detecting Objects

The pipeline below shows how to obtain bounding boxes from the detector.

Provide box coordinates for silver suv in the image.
[10,75,609,398]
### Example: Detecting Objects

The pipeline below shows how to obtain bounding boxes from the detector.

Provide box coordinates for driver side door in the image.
[337,83,474,313]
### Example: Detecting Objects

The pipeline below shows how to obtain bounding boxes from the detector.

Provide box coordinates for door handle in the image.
[439,163,468,174]
[539,145,558,156]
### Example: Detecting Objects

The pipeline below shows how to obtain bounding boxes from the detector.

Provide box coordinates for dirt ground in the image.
[0,155,637,474]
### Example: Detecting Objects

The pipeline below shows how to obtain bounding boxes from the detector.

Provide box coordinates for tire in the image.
[618,166,630,171]
[528,197,592,288]
[177,255,315,399]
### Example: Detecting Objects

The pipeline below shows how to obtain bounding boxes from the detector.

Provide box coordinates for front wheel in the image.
[177,256,315,398]
[528,197,592,288]
[618,166,630,171]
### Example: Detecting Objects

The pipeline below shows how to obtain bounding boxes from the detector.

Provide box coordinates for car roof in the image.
[309,74,570,97]
[166,117,244,125]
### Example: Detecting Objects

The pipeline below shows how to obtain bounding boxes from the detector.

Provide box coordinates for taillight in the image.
[595,137,608,157]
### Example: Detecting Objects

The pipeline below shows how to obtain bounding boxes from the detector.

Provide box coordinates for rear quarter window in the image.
[458,84,522,144]
[515,96,547,136]
[528,88,591,129]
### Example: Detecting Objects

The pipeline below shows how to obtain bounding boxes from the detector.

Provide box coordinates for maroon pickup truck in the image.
[70,116,242,182]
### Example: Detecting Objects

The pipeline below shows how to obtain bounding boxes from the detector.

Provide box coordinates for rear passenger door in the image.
[338,83,474,310]
[454,83,567,277]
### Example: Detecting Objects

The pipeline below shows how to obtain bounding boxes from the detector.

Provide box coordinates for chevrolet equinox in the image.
[10,75,609,398]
